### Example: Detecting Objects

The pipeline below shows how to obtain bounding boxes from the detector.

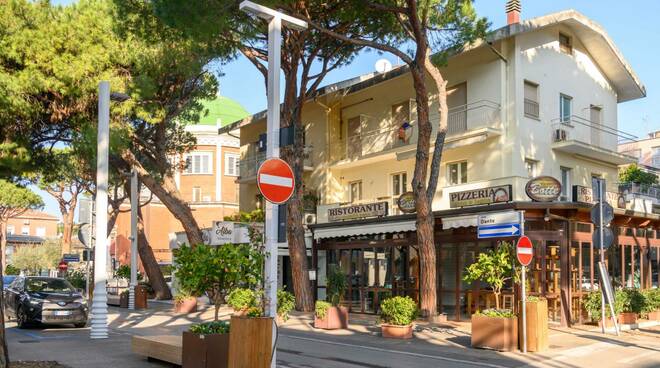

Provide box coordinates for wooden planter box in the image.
[314,306,348,330]
[175,298,198,313]
[471,314,518,352]
[135,285,148,309]
[647,310,660,321]
[228,316,273,368]
[381,324,413,339]
[182,331,229,368]
[618,312,637,325]
[518,300,548,352]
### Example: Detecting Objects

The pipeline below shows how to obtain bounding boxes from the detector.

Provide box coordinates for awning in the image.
[442,214,478,229]
[313,219,416,240]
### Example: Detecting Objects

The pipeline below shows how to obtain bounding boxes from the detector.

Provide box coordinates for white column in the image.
[91,81,110,339]
[129,169,138,310]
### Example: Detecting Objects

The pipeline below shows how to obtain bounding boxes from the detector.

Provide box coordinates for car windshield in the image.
[3,276,16,285]
[26,278,75,293]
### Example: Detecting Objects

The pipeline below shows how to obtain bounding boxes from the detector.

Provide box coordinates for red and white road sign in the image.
[516,235,533,266]
[257,158,295,204]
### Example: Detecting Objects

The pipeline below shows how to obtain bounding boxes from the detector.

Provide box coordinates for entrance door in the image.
[527,231,568,325]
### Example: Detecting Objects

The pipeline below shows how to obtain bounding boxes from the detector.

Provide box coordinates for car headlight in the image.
[29,298,44,305]
[74,297,86,305]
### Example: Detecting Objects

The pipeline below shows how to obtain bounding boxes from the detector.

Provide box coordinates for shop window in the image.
[576,223,591,233]
[447,161,467,185]
[651,247,658,288]
[607,245,621,288]
[581,242,593,291]
[349,181,362,203]
[625,228,634,236]
[635,228,645,237]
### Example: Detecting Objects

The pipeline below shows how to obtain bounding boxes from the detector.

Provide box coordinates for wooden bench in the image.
[132,335,182,366]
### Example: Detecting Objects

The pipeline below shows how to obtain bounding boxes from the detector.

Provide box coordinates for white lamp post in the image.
[238,2,307,367]
[128,169,138,310]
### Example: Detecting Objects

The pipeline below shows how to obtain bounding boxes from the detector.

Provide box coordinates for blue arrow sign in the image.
[477,223,521,238]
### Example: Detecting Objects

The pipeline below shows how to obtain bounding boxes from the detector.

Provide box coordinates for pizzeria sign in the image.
[449,185,512,208]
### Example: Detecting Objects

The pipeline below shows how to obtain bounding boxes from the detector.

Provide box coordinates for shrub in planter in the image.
[227,288,258,316]
[379,296,418,339]
[642,288,660,320]
[616,288,644,324]
[183,320,230,368]
[228,307,274,368]
[314,265,348,330]
[174,290,198,313]
[277,289,295,323]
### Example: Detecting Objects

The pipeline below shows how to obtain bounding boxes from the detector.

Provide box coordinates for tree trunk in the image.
[61,209,75,255]
[0,232,9,368]
[0,223,6,273]
[136,205,172,300]
[285,195,314,312]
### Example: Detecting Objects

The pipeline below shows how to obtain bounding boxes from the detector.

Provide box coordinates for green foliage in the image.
[642,289,660,316]
[277,289,295,321]
[245,307,263,318]
[115,264,143,281]
[174,290,196,303]
[526,296,544,303]
[463,242,518,309]
[315,300,332,320]
[476,309,516,318]
[616,288,645,314]
[619,164,658,185]
[66,270,87,290]
[379,296,418,326]
[189,320,230,335]
[227,288,258,311]
[326,264,347,306]
[4,264,20,276]
[0,180,44,220]
[224,209,265,223]
[11,239,61,274]
[173,243,264,320]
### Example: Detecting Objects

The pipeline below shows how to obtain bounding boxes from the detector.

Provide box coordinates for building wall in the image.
[5,213,59,238]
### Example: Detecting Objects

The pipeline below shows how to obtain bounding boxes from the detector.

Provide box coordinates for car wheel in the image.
[16,307,29,329]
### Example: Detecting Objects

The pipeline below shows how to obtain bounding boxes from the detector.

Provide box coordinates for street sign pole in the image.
[520,211,527,354]
[129,169,138,310]
[598,179,606,334]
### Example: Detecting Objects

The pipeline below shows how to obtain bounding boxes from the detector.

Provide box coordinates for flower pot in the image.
[648,310,660,321]
[135,285,148,309]
[182,331,229,368]
[175,297,198,313]
[618,312,637,325]
[471,314,518,352]
[381,324,413,339]
[119,292,129,308]
[518,300,548,352]
[228,316,273,368]
[314,306,348,330]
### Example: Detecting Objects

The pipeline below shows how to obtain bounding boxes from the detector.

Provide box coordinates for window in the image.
[560,94,572,123]
[391,101,411,127]
[560,167,571,200]
[447,161,468,185]
[349,181,362,203]
[21,226,29,235]
[184,152,212,174]
[6,225,14,236]
[35,227,46,237]
[192,187,202,202]
[225,153,240,177]
[525,159,537,178]
[524,81,539,119]
[652,146,660,168]
[559,32,572,54]
[391,172,407,197]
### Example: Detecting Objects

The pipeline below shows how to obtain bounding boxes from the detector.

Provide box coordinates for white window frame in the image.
[6,225,14,236]
[192,187,202,202]
[525,159,538,178]
[35,227,46,237]
[349,181,362,203]
[183,151,213,175]
[21,226,29,236]
[225,153,240,177]
[560,94,572,123]
[560,166,572,201]
[447,161,468,186]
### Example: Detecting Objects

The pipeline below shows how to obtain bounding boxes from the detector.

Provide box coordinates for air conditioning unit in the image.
[553,129,567,142]
[303,213,317,225]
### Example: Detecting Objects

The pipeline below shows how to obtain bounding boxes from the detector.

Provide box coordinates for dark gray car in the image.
[4,276,88,328]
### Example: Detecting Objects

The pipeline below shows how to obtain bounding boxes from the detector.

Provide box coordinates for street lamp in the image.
[239,2,307,367]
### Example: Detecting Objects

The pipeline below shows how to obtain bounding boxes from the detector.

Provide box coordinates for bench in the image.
[132,335,182,366]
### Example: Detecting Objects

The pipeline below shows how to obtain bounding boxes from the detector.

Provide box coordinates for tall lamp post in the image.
[238,2,306,367]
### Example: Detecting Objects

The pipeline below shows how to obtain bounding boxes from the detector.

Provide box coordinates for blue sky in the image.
[39,0,660,219]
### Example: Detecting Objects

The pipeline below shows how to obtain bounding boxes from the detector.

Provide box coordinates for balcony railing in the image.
[551,115,637,149]
[618,182,660,201]
[238,146,313,180]
[524,98,539,119]
[447,100,501,135]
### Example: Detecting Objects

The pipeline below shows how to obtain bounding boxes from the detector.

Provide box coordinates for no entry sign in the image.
[516,235,533,266]
[257,158,295,204]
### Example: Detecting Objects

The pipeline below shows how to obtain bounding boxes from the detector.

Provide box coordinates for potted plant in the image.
[229,306,274,368]
[463,242,519,351]
[277,289,295,324]
[616,288,644,324]
[227,288,258,316]
[518,296,548,352]
[379,296,418,339]
[183,320,230,368]
[314,265,348,329]
[174,289,199,314]
[583,290,617,328]
[642,288,660,321]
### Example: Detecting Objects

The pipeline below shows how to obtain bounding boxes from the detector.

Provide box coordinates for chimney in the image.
[506,0,521,25]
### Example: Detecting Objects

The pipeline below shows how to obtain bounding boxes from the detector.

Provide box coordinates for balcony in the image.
[238,146,313,182]
[551,116,637,165]
[444,100,502,149]
[618,182,660,203]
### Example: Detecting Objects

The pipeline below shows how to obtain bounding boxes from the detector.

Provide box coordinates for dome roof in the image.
[196,96,249,127]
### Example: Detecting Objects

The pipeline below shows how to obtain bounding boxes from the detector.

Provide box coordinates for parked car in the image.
[4,276,88,328]
[3,276,16,290]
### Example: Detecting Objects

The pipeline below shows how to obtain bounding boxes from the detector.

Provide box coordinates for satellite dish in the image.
[375,59,393,73]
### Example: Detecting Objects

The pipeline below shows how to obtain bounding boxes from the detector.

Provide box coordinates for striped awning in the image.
[313,219,416,240]
[441,214,478,229]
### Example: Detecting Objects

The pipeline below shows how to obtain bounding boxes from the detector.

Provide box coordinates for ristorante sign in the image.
[328,201,388,222]
[573,185,626,209]
[449,185,512,208]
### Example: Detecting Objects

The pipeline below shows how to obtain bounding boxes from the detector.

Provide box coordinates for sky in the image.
[38,0,660,220]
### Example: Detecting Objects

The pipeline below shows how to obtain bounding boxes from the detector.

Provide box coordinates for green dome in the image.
[197,96,249,127]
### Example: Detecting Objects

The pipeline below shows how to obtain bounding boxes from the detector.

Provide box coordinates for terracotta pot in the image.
[314,306,348,329]
[182,331,230,368]
[647,310,660,321]
[174,297,198,313]
[618,312,637,325]
[471,314,518,352]
[381,324,413,339]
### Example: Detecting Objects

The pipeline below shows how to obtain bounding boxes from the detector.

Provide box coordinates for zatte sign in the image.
[257,158,295,204]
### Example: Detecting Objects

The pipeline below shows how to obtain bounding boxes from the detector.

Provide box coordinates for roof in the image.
[6,235,46,244]
[195,96,249,127]
[220,9,645,135]
[13,210,58,221]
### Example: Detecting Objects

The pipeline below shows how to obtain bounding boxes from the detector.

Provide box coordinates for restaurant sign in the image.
[573,185,626,209]
[397,192,416,214]
[525,176,561,202]
[328,201,388,222]
[449,185,512,208]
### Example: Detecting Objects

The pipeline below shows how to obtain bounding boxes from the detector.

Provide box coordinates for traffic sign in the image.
[593,226,614,249]
[591,203,614,225]
[58,260,68,272]
[477,211,523,239]
[517,235,534,266]
[63,253,80,263]
[257,158,295,204]
[77,223,92,248]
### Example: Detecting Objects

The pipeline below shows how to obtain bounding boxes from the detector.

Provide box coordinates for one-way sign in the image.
[477,211,524,239]
[478,223,521,238]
